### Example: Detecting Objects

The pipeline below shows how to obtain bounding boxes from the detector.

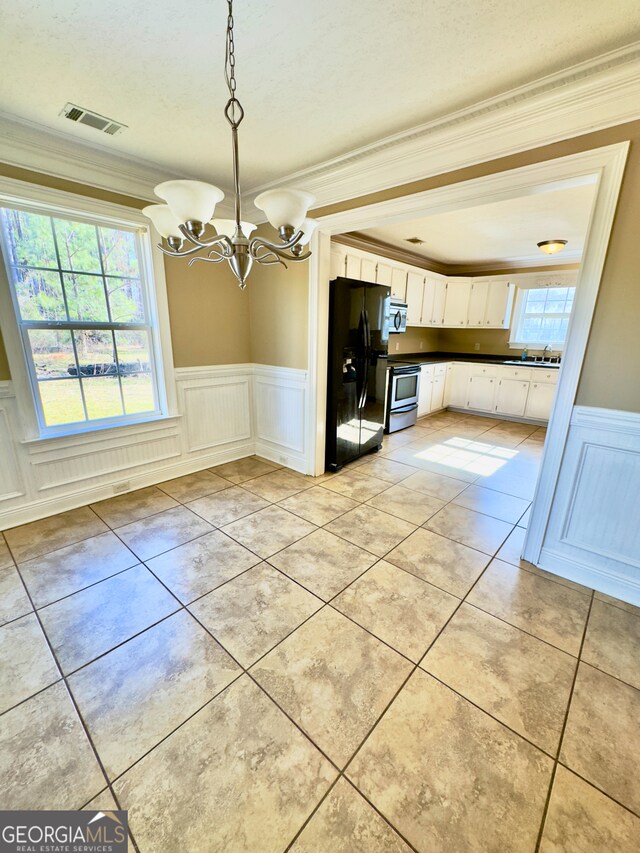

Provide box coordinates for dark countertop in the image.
[390,351,561,368]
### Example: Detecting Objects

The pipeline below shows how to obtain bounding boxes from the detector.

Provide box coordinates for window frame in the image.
[508,285,576,351]
[0,177,176,441]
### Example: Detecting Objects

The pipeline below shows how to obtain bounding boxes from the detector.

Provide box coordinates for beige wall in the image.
[394,325,440,355]
[0,163,252,377]
[312,120,640,413]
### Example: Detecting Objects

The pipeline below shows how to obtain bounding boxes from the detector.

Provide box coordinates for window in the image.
[0,205,164,433]
[509,286,575,350]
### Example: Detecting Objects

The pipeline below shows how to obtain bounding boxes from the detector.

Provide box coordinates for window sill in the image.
[21,412,182,445]
[508,342,565,351]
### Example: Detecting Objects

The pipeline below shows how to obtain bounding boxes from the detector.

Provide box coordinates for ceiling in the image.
[355,182,597,267]
[1,1,640,195]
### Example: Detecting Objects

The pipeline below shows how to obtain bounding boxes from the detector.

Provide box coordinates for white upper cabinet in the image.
[484,281,513,327]
[431,279,447,326]
[361,257,377,283]
[345,252,361,279]
[391,267,408,301]
[330,247,346,279]
[467,280,489,327]
[406,271,425,325]
[443,278,472,326]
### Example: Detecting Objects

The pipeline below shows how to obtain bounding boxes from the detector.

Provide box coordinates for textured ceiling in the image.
[1,1,639,190]
[358,183,597,266]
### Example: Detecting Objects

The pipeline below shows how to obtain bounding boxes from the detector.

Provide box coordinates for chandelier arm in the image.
[178,225,234,254]
[188,253,228,267]
[157,242,210,259]
[249,230,305,254]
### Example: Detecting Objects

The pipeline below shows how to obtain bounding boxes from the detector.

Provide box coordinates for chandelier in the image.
[142,0,318,289]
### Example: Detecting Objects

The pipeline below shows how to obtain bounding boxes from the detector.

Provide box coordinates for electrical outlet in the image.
[395,341,399,351]
[419,341,423,350]
[474,342,480,351]
[113,481,130,494]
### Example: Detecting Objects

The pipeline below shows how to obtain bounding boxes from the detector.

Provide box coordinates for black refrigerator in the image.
[326,276,391,471]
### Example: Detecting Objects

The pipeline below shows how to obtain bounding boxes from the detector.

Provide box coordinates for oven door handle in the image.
[391,402,418,414]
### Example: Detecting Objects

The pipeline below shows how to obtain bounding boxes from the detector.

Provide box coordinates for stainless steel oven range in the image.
[386,362,421,433]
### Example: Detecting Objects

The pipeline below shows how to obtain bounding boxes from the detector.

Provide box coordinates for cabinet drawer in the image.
[469,364,499,379]
[498,366,532,381]
[434,363,447,377]
[420,364,435,378]
[534,369,559,384]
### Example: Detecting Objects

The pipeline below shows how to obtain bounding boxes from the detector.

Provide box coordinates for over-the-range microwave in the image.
[389,299,408,333]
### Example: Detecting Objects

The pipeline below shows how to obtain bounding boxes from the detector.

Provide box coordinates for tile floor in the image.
[1,413,639,851]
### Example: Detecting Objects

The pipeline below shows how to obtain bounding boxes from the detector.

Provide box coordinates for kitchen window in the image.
[0,203,166,435]
[509,285,576,350]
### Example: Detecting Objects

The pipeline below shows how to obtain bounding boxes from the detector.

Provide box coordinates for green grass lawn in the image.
[39,373,154,426]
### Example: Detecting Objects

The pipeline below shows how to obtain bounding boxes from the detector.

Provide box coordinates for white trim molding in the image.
[539,406,640,606]
[0,363,309,530]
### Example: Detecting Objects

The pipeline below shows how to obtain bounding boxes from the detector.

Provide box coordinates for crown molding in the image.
[245,41,640,213]
[333,232,450,274]
[0,111,237,216]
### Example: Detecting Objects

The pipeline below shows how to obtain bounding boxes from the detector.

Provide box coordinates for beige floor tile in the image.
[366,484,445,526]
[333,560,459,662]
[348,669,552,852]
[517,505,531,527]
[0,682,106,809]
[467,560,590,656]
[354,457,419,484]
[116,505,213,561]
[69,610,240,779]
[385,527,489,598]
[452,484,530,523]
[187,485,270,526]
[424,504,513,555]
[91,486,178,528]
[82,789,119,811]
[18,532,138,608]
[561,663,640,814]
[252,607,412,767]
[381,430,419,451]
[278,486,358,526]
[0,535,12,568]
[0,612,59,713]
[582,599,640,689]
[211,455,279,483]
[222,505,316,559]
[4,506,108,563]
[269,529,376,601]
[480,472,537,501]
[401,469,468,500]
[39,565,178,673]
[146,529,261,604]
[594,591,640,616]
[114,676,336,852]
[321,469,390,502]
[423,604,576,753]
[156,469,231,502]
[291,777,411,852]
[190,563,322,667]
[326,505,416,558]
[540,765,640,852]
[241,469,313,502]
[0,562,32,626]
[496,524,527,566]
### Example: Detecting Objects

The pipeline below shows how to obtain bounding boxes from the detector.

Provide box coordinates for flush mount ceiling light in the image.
[143,0,318,289]
[537,239,568,255]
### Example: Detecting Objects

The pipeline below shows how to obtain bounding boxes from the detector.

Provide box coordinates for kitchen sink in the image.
[503,360,560,368]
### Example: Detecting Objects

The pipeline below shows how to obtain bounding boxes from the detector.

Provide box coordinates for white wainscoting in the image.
[0,364,309,530]
[539,406,640,606]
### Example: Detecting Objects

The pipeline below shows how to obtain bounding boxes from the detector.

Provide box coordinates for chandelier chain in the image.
[224,0,243,128]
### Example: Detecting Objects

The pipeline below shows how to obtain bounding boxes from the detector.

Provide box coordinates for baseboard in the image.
[539,546,640,607]
[447,407,547,425]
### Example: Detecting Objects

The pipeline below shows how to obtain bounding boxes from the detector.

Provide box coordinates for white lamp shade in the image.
[253,188,315,230]
[211,218,257,239]
[537,239,568,255]
[298,218,319,246]
[142,204,183,239]
[155,180,224,224]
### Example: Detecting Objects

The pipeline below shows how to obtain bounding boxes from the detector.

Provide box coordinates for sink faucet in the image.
[543,345,552,362]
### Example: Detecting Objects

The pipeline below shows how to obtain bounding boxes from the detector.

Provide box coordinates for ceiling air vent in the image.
[405,237,425,245]
[59,102,127,136]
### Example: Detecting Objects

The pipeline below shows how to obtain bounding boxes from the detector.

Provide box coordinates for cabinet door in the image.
[330,247,346,279]
[418,366,434,416]
[360,257,377,284]
[443,279,472,326]
[391,266,408,301]
[467,375,496,411]
[345,253,361,280]
[376,262,392,286]
[467,281,488,327]
[406,272,425,325]
[485,282,512,327]
[525,382,556,420]
[446,363,469,407]
[430,374,445,412]
[431,279,447,326]
[495,379,529,417]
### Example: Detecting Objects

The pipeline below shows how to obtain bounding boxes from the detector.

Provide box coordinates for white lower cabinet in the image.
[431,374,445,412]
[525,382,556,420]
[495,379,530,417]
[418,365,434,417]
[445,363,469,407]
[467,375,496,411]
